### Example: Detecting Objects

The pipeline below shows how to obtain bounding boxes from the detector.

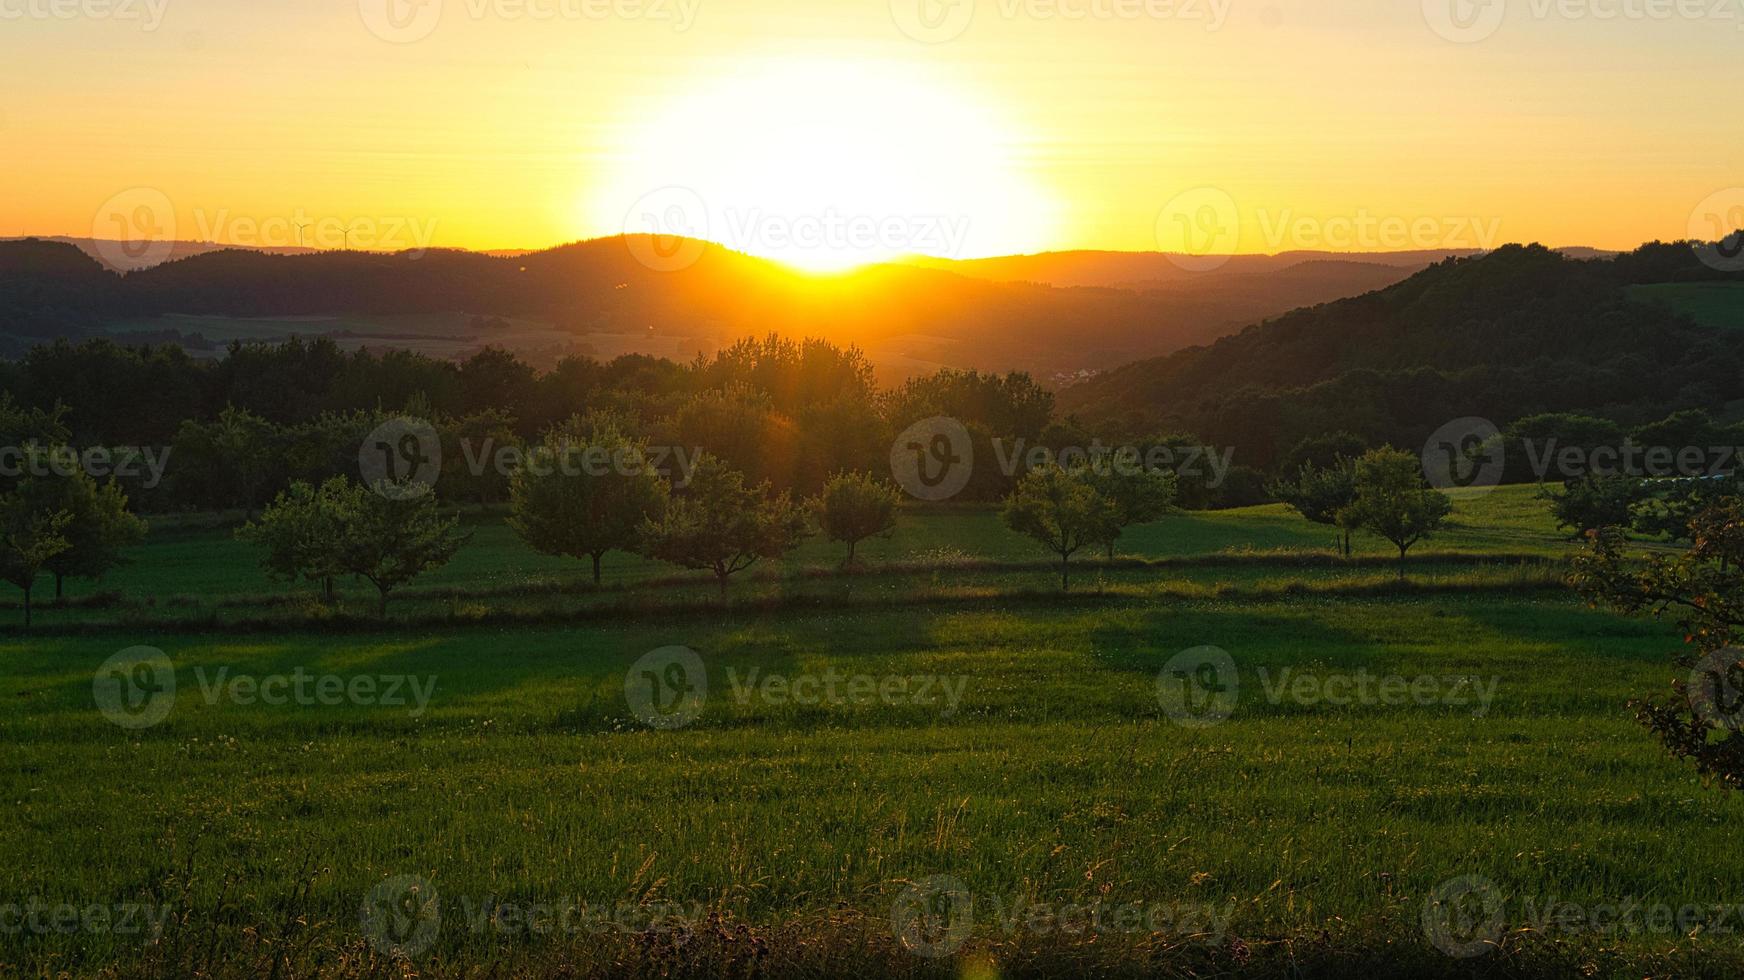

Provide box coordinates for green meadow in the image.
[3,484,1741,977]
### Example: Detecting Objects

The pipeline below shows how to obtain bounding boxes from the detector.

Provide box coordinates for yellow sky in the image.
[4,0,1741,266]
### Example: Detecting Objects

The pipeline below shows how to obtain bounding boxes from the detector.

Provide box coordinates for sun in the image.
[593,58,1057,272]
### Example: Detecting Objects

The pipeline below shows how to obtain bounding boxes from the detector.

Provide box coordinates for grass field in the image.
[3,485,1741,978]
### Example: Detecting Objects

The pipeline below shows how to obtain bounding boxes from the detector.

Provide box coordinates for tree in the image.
[41,469,147,598]
[237,480,348,601]
[507,421,669,584]
[1340,447,1452,579]
[0,475,71,628]
[241,477,467,615]
[1081,458,1177,559]
[336,479,469,616]
[1001,464,1116,591]
[1539,474,1646,538]
[1269,458,1358,556]
[810,471,900,565]
[171,406,280,516]
[1572,503,1744,791]
[1632,475,1744,544]
[639,454,809,598]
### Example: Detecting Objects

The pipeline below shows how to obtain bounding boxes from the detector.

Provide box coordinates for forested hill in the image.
[0,236,1422,376]
[1058,242,1744,468]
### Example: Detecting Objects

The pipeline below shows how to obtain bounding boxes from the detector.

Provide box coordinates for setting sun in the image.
[593,59,1059,271]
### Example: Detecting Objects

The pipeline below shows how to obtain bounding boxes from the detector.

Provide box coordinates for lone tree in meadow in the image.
[1080,457,1177,560]
[243,476,467,615]
[810,471,900,565]
[238,480,350,602]
[1340,447,1452,579]
[0,474,72,628]
[507,421,670,584]
[1573,501,1744,791]
[639,454,809,598]
[1539,474,1645,539]
[42,469,147,599]
[1269,457,1358,556]
[1001,463,1116,591]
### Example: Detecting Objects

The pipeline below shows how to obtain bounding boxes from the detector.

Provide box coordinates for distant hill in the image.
[3,237,318,272]
[0,237,1458,379]
[1058,242,1744,466]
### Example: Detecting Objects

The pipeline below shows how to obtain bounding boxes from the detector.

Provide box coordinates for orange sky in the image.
[4,0,1741,268]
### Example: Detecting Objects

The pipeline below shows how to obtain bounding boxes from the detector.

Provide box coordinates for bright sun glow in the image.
[593,59,1058,272]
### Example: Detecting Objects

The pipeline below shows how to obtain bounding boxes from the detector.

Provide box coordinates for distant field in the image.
[1628,282,1744,329]
[3,483,1739,977]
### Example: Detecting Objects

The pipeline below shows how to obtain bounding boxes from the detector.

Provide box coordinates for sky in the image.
[4,0,1742,268]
